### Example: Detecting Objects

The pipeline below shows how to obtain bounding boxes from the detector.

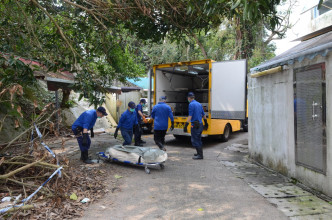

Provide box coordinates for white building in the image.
[249,1,332,196]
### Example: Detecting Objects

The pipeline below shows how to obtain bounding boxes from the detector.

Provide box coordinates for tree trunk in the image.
[234,17,242,60]
[61,90,70,108]
[190,32,208,59]
[186,44,190,60]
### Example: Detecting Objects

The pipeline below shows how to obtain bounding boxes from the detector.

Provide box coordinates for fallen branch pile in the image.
[0,143,107,219]
[0,107,108,219]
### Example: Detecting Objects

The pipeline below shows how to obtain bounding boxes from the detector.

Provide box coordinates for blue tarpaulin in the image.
[127,77,153,90]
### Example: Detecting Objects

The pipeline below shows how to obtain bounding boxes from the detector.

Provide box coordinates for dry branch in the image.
[1,110,59,153]
[4,205,34,213]
[7,179,52,196]
[3,161,64,169]
[0,157,45,180]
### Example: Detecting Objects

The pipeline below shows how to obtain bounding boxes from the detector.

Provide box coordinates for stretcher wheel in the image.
[160,164,165,170]
[145,167,151,174]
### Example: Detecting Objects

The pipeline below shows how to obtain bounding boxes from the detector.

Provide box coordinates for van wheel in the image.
[220,124,231,142]
[243,124,248,132]
[173,135,185,140]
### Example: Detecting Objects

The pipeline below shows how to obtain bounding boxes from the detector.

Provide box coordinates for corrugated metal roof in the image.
[0,53,75,81]
[251,30,332,73]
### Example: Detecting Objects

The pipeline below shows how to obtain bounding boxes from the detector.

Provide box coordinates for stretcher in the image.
[97,145,167,174]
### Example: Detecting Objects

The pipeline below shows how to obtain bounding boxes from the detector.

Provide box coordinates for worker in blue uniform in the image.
[151,96,174,151]
[134,99,148,146]
[114,101,138,146]
[72,107,108,164]
[183,92,208,160]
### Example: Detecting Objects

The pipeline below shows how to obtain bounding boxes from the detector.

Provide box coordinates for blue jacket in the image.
[135,104,143,121]
[118,110,138,130]
[189,100,205,123]
[151,102,174,130]
[72,109,97,130]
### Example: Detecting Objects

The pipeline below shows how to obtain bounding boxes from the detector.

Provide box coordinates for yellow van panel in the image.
[169,117,241,135]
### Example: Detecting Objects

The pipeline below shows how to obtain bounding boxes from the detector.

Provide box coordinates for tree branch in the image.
[0,156,44,180]
[62,0,112,29]
[31,0,78,65]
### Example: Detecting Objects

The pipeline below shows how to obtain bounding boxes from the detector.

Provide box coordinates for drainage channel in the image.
[218,143,332,219]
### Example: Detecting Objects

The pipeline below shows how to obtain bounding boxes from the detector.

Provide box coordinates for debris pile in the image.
[0,147,107,219]
[0,108,108,219]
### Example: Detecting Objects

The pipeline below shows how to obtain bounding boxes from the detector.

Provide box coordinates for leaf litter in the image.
[0,143,113,219]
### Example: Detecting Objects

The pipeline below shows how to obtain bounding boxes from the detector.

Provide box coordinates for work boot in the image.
[81,151,91,160]
[156,142,166,151]
[83,151,93,164]
[194,149,199,156]
[140,140,146,144]
[135,143,143,147]
[192,155,203,160]
[192,149,203,160]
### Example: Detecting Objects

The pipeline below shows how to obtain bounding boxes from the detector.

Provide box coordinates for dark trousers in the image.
[121,127,133,145]
[72,129,91,152]
[191,123,203,154]
[154,130,167,149]
[134,123,142,144]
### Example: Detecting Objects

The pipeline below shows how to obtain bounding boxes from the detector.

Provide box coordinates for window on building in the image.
[312,0,332,19]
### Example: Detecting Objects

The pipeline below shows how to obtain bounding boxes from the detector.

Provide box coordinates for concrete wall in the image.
[248,52,332,197]
[105,93,117,121]
[118,91,142,121]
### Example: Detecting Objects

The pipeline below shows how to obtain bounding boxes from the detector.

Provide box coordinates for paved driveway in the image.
[81,132,288,220]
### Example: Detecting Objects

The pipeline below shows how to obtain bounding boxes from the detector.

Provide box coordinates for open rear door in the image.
[211,60,246,120]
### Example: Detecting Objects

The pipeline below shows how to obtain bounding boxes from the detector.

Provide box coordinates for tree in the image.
[1,0,285,106]
[1,0,146,107]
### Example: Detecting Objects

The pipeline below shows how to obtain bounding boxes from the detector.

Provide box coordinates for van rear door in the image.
[211,60,246,120]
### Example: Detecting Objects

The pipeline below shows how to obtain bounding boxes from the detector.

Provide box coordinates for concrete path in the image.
[81,132,288,220]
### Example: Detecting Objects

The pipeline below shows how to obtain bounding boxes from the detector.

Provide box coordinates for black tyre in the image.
[220,124,231,142]
[243,124,248,132]
[173,134,186,140]
[242,119,248,132]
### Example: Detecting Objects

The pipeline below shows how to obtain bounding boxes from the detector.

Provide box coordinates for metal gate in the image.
[294,63,326,174]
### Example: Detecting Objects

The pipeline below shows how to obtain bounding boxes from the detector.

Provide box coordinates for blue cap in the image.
[97,106,108,116]
[128,101,136,109]
[187,92,195,97]
[140,99,146,104]
[159,96,167,101]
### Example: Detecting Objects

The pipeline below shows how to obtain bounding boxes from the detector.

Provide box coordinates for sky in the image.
[273,0,319,55]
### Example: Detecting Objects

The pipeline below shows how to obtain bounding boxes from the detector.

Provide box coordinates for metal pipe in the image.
[148,69,152,115]
[55,90,59,133]
[250,66,283,78]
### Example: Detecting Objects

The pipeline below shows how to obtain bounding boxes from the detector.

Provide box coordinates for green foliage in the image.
[0,56,36,87]
[0,1,146,106]
[63,99,76,108]
[248,43,276,69]
[0,0,284,107]
[142,22,276,69]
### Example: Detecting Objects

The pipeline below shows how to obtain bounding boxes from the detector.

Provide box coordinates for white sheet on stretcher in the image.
[106,145,167,164]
